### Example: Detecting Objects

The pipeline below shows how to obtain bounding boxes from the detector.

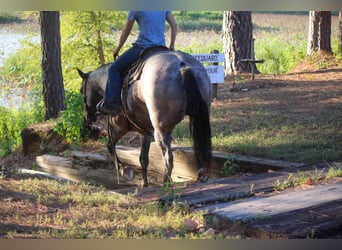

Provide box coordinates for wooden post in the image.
[251,38,255,80]
[210,49,219,99]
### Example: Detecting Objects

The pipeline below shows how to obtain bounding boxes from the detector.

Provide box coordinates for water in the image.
[0,31,36,109]
[0,87,31,109]
[0,31,27,67]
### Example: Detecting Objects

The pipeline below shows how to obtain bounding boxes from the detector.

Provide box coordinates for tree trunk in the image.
[90,11,105,66]
[40,11,65,120]
[338,10,342,55]
[222,11,258,75]
[307,11,332,56]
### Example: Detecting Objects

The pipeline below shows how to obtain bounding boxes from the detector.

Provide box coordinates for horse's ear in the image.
[77,68,88,80]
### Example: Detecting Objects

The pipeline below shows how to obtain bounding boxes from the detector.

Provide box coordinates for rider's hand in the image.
[113,47,120,60]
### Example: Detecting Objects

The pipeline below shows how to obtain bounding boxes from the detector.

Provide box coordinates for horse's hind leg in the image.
[139,135,152,187]
[154,130,173,184]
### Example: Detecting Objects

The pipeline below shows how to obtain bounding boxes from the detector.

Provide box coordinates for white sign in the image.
[192,53,225,63]
[206,65,224,83]
[192,53,225,84]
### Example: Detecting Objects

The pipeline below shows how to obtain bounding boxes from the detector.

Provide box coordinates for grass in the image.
[174,102,342,164]
[326,163,342,178]
[273,164,342,191]
[0,175,229,239]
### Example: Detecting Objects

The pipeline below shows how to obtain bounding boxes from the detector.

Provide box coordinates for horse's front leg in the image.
[107,126,123,184]
[139,135,152,187]
[107,115,130,183]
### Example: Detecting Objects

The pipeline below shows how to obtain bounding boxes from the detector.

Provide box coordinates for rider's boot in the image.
[97,99,121,115]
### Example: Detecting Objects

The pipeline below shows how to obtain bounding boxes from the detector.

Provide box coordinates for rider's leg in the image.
[98,44,144,115]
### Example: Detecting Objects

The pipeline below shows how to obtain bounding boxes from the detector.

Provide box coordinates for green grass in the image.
[172,99,342,164]
[273,166,341,191]
[1,176,229,239]
[0,102,44,157]
[173,11,222,31]
[255,34,307,74]
[326,163,342,178]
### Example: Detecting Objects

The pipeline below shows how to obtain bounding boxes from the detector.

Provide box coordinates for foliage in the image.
[60,11,127,91]
[1,37,41,88]
[221,154,240,176]
[0,102,44,157]
[326,163,342,178]
[273,169,324,191]
[255,34,306,74]
[54,91,84,144]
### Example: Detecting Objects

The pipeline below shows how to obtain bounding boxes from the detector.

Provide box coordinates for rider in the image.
[97,11,178,115]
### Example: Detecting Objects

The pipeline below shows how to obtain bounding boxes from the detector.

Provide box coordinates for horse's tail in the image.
[180,66,212,175]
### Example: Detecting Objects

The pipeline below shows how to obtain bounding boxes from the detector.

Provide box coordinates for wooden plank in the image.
[34,144,304,190]
[35,154,144,188]
[116,143,302,181]
[203,182,342,239]
[114,166,329,207]
[115,144,197,182]
[159,167,331,207]
[248,199,342,239]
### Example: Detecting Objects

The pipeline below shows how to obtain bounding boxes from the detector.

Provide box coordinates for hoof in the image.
[121,166,135,181]
[197,168,210,183]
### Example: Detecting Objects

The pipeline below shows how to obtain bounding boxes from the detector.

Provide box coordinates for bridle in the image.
[81,76,99,128]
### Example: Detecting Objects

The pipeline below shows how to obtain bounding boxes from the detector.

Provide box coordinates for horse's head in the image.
[77,68,102,128]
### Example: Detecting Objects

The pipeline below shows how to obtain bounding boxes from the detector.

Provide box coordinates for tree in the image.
[40,11,65,120]
[60,11,127,90]
[339,10,342,55]
[222,11,258,75]
[307,11,332,56]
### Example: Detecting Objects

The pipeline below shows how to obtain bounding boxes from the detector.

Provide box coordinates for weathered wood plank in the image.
[203,182,342,239]
[158,167,331,207]
[114,166,330,208]
[36,142,303,190]
[35,154,143,188]
[34,143,304,190]
[116,143,302,181]
[247,199,342,239]
[115,144,197,182]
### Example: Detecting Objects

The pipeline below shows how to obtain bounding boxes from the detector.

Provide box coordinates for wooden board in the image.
[158,167,331,207]
[116,143,302,181]
[34,143,303,190]
[35,154,145,189]
[203,182,342,239]
[116,167,330,206]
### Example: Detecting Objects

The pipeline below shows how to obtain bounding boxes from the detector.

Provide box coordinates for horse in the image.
[78,49,212,187]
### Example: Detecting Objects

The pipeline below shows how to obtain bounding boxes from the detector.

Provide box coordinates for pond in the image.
[0,30,37,109]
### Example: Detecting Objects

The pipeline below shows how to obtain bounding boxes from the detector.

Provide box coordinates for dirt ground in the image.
[217,53,342,116]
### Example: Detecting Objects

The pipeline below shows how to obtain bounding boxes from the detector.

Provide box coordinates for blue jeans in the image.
[104,44,144,107]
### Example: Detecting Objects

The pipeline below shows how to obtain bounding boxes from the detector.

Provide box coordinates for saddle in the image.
[121,45,170,95]
[120,45,170,134]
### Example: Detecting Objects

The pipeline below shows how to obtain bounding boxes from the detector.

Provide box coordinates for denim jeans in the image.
[104,44,144,107]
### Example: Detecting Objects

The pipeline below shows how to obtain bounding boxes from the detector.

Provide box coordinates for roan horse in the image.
[78,48,212,187]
